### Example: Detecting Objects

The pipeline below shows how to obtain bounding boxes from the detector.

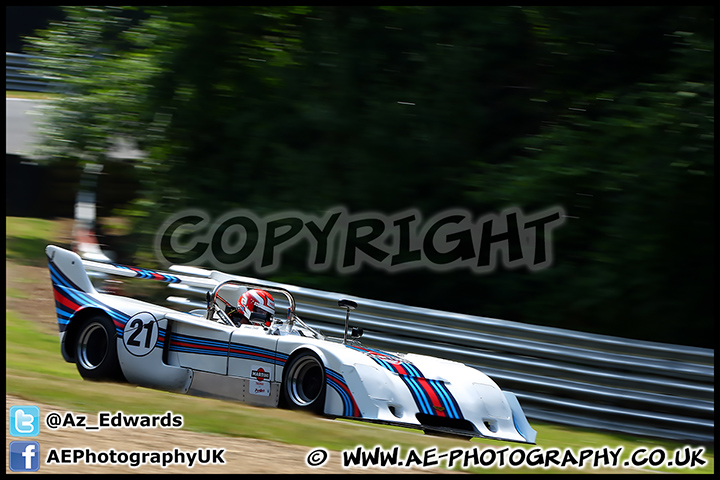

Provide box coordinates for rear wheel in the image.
[75,314,123,381]
[281,351,326,413]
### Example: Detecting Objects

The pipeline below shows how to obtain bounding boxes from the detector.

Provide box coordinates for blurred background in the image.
[6,6,714,348]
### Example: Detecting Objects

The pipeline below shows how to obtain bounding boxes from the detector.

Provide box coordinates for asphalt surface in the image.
[6,98,43,157]
[6,97,143,159]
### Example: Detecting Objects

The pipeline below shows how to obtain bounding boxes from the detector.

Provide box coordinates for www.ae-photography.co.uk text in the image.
[154,206,565,275]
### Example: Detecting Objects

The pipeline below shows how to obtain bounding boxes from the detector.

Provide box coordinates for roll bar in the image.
[207,280,319,334]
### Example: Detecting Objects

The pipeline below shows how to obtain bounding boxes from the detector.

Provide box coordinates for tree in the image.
[25,6,713,346]
[466,9,714,344]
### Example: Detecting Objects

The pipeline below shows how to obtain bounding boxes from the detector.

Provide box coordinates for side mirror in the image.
[338,299,357,310]
[338,299,358,343]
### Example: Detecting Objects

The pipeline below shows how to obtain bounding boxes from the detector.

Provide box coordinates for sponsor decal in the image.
[251,365,271,382]
[250,381,270,396]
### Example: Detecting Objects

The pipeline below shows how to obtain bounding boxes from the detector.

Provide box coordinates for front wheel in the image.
[281,351,326,413]
[75,314,123,381]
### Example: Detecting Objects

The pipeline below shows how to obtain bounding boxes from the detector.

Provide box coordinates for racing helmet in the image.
[237,289,275,326]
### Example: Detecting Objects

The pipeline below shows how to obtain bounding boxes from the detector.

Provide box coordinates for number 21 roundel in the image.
[123,312,159,357]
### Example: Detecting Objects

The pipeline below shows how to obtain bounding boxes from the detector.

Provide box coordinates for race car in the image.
[46,244,536,444]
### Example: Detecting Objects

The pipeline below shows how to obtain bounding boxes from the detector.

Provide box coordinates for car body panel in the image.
[46,244,536,444]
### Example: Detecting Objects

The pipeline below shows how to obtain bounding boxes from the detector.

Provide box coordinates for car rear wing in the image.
[78,252,300,317]
[81,258,214,287]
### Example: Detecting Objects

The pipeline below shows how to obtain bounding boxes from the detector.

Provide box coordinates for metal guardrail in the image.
[6,52,58,92]
[162,276,714,444]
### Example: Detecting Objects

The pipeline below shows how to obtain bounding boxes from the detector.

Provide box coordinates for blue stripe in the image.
[49,263,131,327]
[326,369,356,417]
[432,380,455,417]
[373,357,392,372]
[229,352,286,366]
[228,343,288,366]
[48,260,83,291]
[403,362,423,377]
[171,333,228,348]
[170,345,228,356]
[156,329,166,348]
[109,264,181,283]
[369,356,463,419]
[52,285,130,331]
[430,379,463,419]
[168,334,229,359]
[326,378,352,416]
[401,376,433,415]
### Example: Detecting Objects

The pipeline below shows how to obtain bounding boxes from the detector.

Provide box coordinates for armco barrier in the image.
[155,273,713,444]
[6,52,58,92]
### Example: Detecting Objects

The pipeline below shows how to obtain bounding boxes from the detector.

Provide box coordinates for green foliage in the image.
[24,6,714,347]
[476,22,713,341]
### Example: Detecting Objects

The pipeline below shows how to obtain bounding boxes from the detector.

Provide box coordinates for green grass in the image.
[6,216,64,266]
[5,216,715,473]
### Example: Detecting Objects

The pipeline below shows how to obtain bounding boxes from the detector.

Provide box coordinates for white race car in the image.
[46,244,536,444]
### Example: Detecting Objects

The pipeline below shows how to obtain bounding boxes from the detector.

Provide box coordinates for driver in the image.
[236,289,275,327]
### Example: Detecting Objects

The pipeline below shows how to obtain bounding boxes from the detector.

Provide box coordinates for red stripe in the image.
[416,378,447,417]
[228,348,276,360]
[54,287,81,313]
[170,340,227,352]
[391,362,409,376]
[129,266,163,281]
[328,373,361,416]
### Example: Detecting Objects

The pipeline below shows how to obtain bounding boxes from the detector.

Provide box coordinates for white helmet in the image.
[237,290,275,326]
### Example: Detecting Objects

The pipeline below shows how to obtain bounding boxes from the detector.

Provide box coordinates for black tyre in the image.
[75,314,123,381]
[281,351,326,413]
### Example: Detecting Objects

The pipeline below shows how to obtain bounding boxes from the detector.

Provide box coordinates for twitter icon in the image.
[10,406,40,437]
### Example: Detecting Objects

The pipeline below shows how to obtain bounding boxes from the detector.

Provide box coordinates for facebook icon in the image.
[9,441,41,472]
